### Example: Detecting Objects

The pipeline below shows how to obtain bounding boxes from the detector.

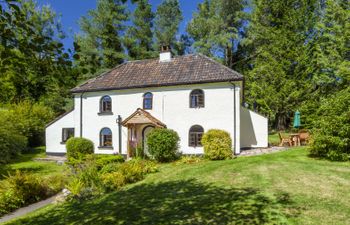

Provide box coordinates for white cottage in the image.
[46,49,268,157]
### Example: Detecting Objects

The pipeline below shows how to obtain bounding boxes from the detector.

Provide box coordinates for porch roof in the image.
[121,108,166,128]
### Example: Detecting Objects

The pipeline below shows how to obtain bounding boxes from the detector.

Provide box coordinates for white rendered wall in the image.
[71,82,242,155]
[240,107,268,148]
[46,110,75,154]
[45,82,244,155]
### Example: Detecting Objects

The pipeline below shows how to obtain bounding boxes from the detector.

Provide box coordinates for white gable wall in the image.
[46,110,75,154]
[240,107,268,148]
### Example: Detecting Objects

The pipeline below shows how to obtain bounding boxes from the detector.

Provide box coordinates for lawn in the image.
[4,147,350,225]
[0,147,66,181]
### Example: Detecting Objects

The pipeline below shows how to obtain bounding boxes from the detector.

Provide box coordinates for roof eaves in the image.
[70,78,243,94]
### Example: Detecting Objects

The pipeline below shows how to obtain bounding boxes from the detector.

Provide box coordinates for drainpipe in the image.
[230,82,237,155]
[117,115,122,154]
[80,92,85,137]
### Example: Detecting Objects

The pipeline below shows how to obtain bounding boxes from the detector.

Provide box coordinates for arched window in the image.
[189,125,204,147]
[143,92,153,110]
[100,96,112,113]
[190,89,204,108]
[100,128,112,147]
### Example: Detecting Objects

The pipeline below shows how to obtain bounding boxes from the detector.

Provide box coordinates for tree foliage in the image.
[187,0,247,69]
[74,0,128,78]
[0,0,77,111]
[154,0,183,54]
[124,0,155,60]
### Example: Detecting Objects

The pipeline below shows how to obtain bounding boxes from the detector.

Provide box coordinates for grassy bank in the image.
[4,147,350,224]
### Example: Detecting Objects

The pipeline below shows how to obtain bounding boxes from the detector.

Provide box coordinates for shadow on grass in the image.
[10,179,298,225]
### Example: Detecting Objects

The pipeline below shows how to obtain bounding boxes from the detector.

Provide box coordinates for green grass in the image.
[0,147,66,181]
[4,148,350,225]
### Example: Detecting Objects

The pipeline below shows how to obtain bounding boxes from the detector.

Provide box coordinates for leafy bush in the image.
[95,154,124,169]
[0,171,65,216]
[65,160,104,201]
[101,171,126,191]
[66,158,158,200]
[0,114,27,164]
[6,101,54,147]
[309,87,350,161]
[147,128,180,162]
[202,129,232,160]
[66,137,94,165]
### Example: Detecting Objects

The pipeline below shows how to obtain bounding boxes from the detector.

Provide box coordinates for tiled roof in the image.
[71,54,243,93]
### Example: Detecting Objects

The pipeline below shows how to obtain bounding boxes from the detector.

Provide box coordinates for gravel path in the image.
[239,146,288,156]
[0,195,58,224]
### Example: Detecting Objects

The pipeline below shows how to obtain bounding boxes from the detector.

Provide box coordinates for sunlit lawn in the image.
[0,147,66,181]
[4,147,350,225]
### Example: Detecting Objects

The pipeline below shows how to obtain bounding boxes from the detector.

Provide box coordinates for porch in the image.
[121,108,166,158]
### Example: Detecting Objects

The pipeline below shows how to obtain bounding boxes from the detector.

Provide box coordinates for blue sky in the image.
[36,0,201,50]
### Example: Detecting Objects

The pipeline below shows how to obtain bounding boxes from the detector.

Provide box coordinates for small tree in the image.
[147,128,179,162]
[202,129,232,160]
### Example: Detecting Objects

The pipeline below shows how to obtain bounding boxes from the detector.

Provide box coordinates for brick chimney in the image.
[159,45,171,62]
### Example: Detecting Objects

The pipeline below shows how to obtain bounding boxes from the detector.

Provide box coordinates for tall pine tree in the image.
[245,0,318,129]
[187,0,247,70]
[154,0,183,52]
[124,0,155,60]
[75,0,128,78]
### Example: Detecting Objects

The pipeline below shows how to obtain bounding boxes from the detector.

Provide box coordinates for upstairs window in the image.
[100,96,112,113]
[143,92,153,110]
[190,89,204,108]
[100,128,112,147]
[62,128,74,143]
[189,125,204,147]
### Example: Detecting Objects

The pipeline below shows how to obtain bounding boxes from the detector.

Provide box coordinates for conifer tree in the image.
[154,0,183,51]
[187,0,246,69]
[244,0,318,129]
[124,0,155,60]
[75,0,128,77]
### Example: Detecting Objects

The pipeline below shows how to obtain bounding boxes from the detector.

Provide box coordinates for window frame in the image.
[99,127,113,148]
[99,95,112,114]
[189,125,204,147]
[190,89,205,108]
[143,92,153,110]
[61,128,75,144]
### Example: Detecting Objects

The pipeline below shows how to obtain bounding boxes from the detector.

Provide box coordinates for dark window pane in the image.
[62,128,74,142]
[101,96,112,112]
[143,92,153,109]
[189,125,204,147]
[190,90,204,108]
[100,128,112,147]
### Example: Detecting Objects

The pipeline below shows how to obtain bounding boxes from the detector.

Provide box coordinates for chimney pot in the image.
[159,45,171,62]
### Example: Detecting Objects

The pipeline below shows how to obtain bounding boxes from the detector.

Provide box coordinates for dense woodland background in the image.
[0,0,349,161]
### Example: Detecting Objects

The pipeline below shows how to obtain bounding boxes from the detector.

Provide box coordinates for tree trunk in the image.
[275,113,288,130]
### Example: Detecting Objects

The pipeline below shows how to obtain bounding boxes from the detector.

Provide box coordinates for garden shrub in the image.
[66,137,94,165]
[147,128,180,162]
[201,129,232,160]
[0,171,65,216]
[6,101,55,147]
[65,160,104,200]
[309,87,350,161]
[101,171,126,191]
[95,154,124,169]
